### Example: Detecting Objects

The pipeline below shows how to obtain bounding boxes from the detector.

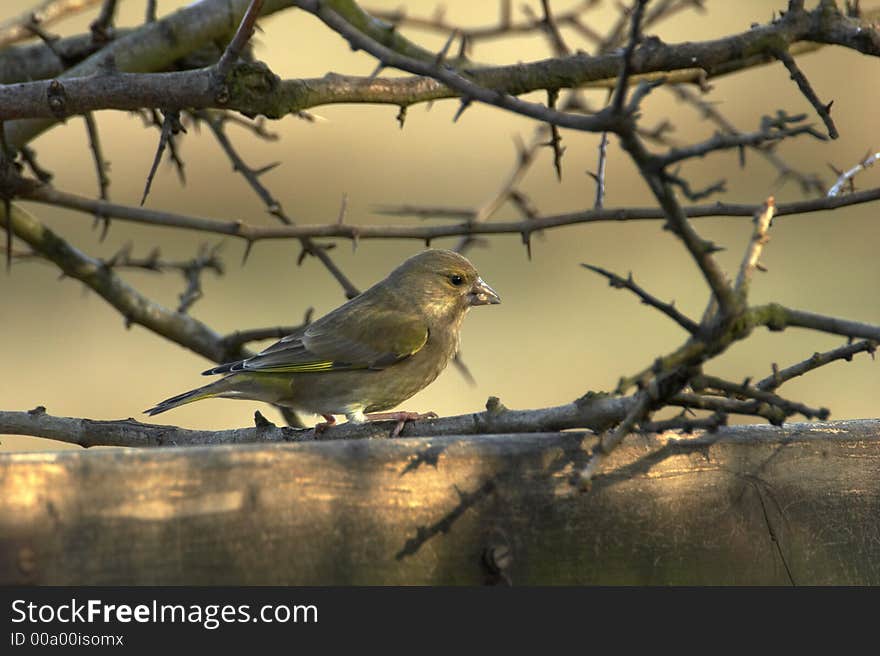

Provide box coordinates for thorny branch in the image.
[15,180,880,245]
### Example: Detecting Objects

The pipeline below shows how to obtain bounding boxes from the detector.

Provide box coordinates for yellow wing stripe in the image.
[252,361,341,373]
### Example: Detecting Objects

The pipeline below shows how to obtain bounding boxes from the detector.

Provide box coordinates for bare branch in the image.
[734,196,775,295]
[194,110,360,299]
[82,112,110,237]
[611,0,648,115]
[582,263,700,334]
[592,131,609,209]
[656,116,826,168]
[669,392,787,425]
[90,0,119,43]
[291,0,620,134]
[756,340,878,392]
[0,202,247,364]
[20,183,880,245]
[141,110,185,206]
[773,47,838,139]
[0,394,638,447]
[668,84,825,195]
[368,1,600,46]
[691,374,829,421]
[579,391,652,486]
[828,151,880,196]
[618,128,738,321]
[216,0,265,77]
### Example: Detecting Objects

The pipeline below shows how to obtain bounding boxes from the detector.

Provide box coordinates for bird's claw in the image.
[314,414,337,435]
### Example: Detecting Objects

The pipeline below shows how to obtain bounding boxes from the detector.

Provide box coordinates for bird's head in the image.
[389,249,501,320]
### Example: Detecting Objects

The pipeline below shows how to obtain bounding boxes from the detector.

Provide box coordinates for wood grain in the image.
[1,419,879,585]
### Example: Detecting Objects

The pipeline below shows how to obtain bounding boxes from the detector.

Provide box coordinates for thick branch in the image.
[0,4,876,130]
[3,0,295,148]
[0,394,635,447]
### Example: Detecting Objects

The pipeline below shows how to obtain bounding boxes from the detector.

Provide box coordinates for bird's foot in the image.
[314,414,337,435]
[365,411,438,438]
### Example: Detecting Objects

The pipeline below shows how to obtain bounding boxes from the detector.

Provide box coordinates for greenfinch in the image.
[145,249,501,431]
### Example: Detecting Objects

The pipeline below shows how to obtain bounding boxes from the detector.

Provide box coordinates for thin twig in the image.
[691,374,829,421]
[0,202,248,364]
[90,0,118,43]
[83,112,111,237]
[216,0,265,77]
[582,263,700,334]
[18,146,53,183]
[618,127,738,321]
[827,151,880,196]
[194,110,360,299]
[0,394,638,447]
[611,0,648,115]
[592,131,609,209]
[367,1,600,47]
[734,196,775,297]
[668,84,824,194]
[773,47,838,139]
[657,118,826,168]
[141,110,184,206]
[0,0,102,49]
[756,340,878,391]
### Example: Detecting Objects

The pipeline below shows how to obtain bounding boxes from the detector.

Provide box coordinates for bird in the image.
[144,249,501,435]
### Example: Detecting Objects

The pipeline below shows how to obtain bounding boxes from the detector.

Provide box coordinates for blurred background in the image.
[2,0,879,451]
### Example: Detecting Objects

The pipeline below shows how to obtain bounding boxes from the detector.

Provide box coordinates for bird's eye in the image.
[449,274,465,286]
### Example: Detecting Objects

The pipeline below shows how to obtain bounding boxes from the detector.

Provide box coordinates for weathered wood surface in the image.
[2,419,879,585]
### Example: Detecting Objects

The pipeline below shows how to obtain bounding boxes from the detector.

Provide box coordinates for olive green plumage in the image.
[144,249,501,422]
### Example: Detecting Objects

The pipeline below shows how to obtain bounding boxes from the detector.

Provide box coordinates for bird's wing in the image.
[204,305,428,375]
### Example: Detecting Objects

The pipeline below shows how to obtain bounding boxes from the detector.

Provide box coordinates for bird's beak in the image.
[468,277,501,306]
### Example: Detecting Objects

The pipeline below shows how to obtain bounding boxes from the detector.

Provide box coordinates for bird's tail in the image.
[144,379,230,416]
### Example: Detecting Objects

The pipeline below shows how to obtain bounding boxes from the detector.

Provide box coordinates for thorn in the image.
[435,29,458,65]
[453,98,472,122]
[241,240,254,265]
[253,162,280,176]
[98,216,111,241]
[368,62,385,80]
[396,105,407,129]
[521,230,532,260]
[336,192,348,225]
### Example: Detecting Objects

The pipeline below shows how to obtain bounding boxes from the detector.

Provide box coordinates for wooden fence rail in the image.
[2,419,879,584]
